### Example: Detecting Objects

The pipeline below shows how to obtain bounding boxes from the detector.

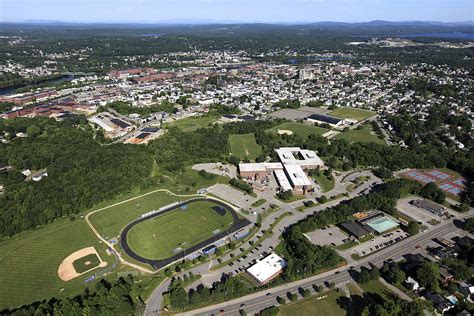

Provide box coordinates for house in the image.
[439,267,454,285]
[405,276,420,291]
[32,170,48,182]
[21,169,32,177]
[459,282,474,302]
[425,292,454,314]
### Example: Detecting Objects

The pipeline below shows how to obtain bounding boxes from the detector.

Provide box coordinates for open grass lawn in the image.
[280,290,347,316]
[335,125,387,146]
[315,173,335,192]
[358,279,395,303]
[267,122,329,139]
[72,253,101,273]
[229,133,262,160]
[89,169,228,239]
[0,219,112,310]
[330,107,376,121]
[166,115,217,132]
[126,200,234,260]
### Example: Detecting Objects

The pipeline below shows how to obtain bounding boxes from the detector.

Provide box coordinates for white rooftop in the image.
[239,162,283,173]
[275,147,324,167]
[284,164,312,187]
[246,253,287,284]
[274,169,293,192]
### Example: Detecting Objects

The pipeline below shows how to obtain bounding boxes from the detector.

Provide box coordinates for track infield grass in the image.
[126,200,234,260]
[0,220,112,310]
[229,133,262,160]
[330,107,376,121]
[267,122,329,139]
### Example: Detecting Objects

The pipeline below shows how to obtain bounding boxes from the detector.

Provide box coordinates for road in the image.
[144,174,381,315]
[185,219,468,316]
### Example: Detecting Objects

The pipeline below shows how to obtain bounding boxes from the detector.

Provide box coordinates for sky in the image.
[0,0,473,23]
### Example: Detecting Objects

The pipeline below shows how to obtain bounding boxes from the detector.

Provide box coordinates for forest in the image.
[3,277,142,315]
[0,117,154,237]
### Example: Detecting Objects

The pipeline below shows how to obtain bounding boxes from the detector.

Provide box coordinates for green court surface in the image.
[267,122,329,139]
[365,216,399,234]
[330,107,376,121]
[279,290,346,316]
[166,115,217,132]
[335,125,386,145]
[72,253,101,273]
[0,220,112,310]
[126,200,234,260]
[229,133,262,160]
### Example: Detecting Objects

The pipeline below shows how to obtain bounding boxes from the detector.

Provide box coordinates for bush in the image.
[287,292,298,301]
[260,306,280,316]
[277,190,293,201]
[276,296,286,304]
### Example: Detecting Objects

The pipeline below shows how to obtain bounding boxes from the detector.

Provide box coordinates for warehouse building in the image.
[307,113,347,127]
[246,253,287,285]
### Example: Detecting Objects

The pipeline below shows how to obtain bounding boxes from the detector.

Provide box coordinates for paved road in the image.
[185,219,468,316]
[144,175,381,315]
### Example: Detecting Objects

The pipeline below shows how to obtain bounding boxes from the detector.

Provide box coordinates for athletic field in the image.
[0,220,112,309]
[267,122,329,139]
[330,107,376,121]
[126,200,234,260]
[166,115,217,132]
[229,133,262,160]
[335,125,386,145]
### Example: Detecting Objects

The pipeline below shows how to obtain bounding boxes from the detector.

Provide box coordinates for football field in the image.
[126,200,234,260]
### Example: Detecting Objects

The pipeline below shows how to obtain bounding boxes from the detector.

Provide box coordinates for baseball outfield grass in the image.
[229,133,262,160]
[0,219,112,310]
[126,200,234,260]
[330,107,376,121]
[267,122,329,139]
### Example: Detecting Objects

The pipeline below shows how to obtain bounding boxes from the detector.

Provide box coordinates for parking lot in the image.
[305,225,348,247]
[269,106,329,121]
[397,196,445,226]
[347,229,409,258]
[207,184,258,210]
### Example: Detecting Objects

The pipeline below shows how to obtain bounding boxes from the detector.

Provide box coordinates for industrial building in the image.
[246,253,287,285]
[307,113,347,127]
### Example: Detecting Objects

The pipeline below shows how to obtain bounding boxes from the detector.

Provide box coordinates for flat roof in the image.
[284,164,312,187]
[246,253,287,284]
[239,162,283,173]
[274,169,293,192]
[340,221,373,239]
[275,147,324,167]
[365,216,399,234]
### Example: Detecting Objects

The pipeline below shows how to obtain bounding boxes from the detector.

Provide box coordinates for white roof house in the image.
[246,253,287,284]
[405,276,420,291]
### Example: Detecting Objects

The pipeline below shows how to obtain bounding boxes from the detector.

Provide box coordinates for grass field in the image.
[0,219,113,309]
[89,169,228,239]
[279,290,346,316]
[126,200,234,259]
[166,115,217,132]
[267,122,329,139]
[335,125,387,145]
[229,133,262,160]
[314,173,335,192]
[358,279,395,303]
[72,253,101,273]
[330,107,376,121]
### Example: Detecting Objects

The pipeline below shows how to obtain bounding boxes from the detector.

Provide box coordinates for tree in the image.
[392,270,406,284]
[260,306,280,316]
[463,217,474,233]
[416,262,440,292]
[277,190,293,201]
[405,221,420,235]
[358,269,371,283]
[26,125,41,137]
[370,267,381,280]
